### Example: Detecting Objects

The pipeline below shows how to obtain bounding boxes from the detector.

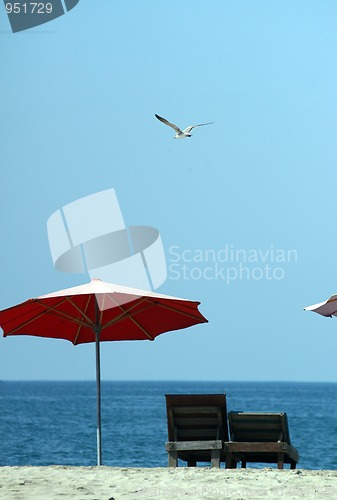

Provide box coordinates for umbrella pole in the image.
[95,299,102,466]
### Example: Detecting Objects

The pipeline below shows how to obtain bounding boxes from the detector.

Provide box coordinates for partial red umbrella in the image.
[0,279,208,465]
[304,294,337,318]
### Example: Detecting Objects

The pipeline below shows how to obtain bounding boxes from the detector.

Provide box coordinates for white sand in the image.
[1,466,337,499]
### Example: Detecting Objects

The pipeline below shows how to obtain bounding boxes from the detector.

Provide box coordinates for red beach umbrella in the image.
[0,279,208,465]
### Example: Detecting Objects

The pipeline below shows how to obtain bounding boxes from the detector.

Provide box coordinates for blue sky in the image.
[1,0,337,382]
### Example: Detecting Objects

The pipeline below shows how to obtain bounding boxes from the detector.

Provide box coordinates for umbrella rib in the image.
[6,299,93,336]
[127,315,154,340]
[99,294,106,326]
[103,295,155,340]
[155,301,208,322]
[64,297,96,328]
[34,298,95,329]
[102,296,148,329]
[4,304,60,335]
[101,296,147,328]
[73,295,92,345]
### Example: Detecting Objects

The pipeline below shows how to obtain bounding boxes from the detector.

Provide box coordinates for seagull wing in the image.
[155,114,182,134]
[183,122,214,134]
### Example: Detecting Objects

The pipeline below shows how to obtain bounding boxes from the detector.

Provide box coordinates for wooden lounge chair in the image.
[225,411,299,469]
[165,394,230,467]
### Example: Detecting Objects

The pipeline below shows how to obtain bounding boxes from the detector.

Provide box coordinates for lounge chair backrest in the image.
[228,412,292,445]
[165,394,229,442]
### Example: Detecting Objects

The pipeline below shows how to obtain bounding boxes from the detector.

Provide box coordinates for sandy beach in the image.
[1,466,336,499]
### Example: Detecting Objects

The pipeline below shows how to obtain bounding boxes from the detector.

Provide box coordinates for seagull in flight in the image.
[155,114,213,139]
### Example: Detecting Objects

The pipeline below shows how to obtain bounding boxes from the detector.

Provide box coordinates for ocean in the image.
[1,381,336,470]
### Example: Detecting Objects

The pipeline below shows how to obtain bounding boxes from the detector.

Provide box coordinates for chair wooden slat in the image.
[227,411,299,469]
[165,394,228,468]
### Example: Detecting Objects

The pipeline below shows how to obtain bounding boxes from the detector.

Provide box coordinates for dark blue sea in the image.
[1,381,336,470]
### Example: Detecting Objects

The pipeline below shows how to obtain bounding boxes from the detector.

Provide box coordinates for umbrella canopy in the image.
[0,279,207,344]
[0,279,208,465]
[304,295,337,317]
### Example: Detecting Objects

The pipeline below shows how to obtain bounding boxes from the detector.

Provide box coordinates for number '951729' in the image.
[6,2,52,14]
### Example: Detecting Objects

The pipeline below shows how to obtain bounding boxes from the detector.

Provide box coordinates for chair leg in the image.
[277,453,284,469]
[211,449,220,468]
[290,461,296,470]
[187,459,197,467]
[241,460,246,468]
[226,453,235,469]
[168,451,178,467]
